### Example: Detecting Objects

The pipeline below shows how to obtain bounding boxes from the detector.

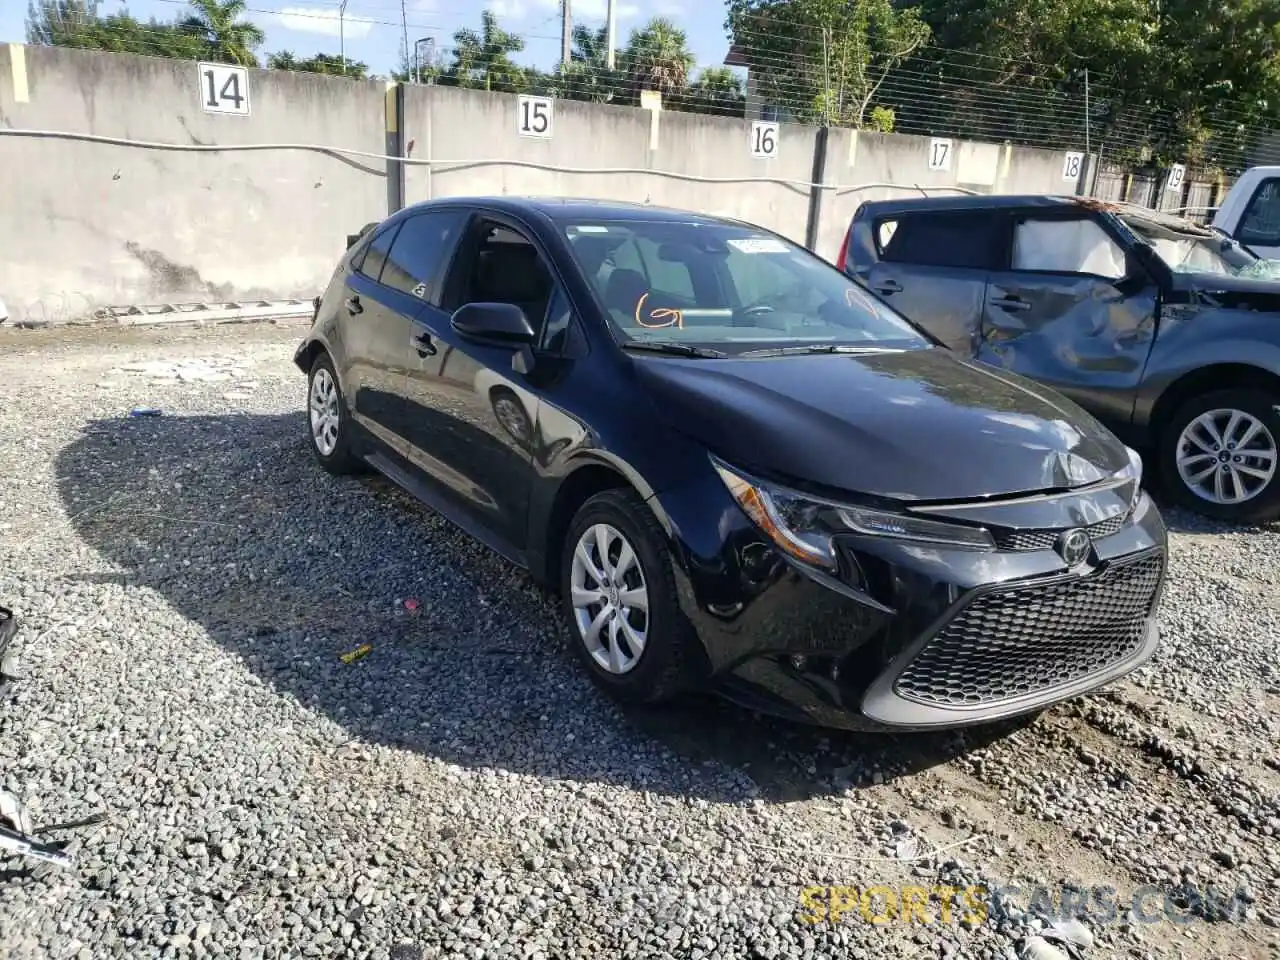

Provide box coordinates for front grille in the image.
[894,551,1163,708]
[994,513,1127,552]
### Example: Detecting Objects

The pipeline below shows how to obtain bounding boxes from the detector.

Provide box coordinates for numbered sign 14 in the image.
[928,138,952,172]
[1062,151,1085,183]
[517,95,553,139]
[751,121,779,159]
[198,62,250,116]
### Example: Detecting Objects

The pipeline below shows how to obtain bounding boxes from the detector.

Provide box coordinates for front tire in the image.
[307,353,362,475]
[559,489,698,703]
[1158,388,1280,524]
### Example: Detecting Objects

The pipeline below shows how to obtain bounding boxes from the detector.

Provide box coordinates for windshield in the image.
[560,219,931,354]
[1119,214,1275,278]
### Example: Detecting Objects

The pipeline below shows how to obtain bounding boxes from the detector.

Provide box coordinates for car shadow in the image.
[53,411,1022,803]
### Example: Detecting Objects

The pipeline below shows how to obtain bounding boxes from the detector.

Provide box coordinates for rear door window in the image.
[380,209,469,305]
[1011,216,1127,280]
[1238,178,1280,247]
[877,212,1005,270]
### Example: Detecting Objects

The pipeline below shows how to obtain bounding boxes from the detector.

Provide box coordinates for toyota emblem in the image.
[1056,528,1092,566]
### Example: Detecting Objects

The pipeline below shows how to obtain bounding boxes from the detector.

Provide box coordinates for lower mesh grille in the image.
[994,513,1127,552]
[894,551,1163,708]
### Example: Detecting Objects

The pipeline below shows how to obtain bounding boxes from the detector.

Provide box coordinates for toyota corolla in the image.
[294,197,1168,731]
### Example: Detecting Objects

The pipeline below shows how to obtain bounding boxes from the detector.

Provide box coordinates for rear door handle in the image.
[411,331,437,357]
[873,280,903,295]
[989,296,1032,311]
[345,295,362,315]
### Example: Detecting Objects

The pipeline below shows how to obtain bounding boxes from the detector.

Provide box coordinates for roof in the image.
[859,193,1210,234]
[400,195,742,226]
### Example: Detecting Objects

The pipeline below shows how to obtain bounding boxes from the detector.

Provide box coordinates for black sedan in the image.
[294,197,1168,732]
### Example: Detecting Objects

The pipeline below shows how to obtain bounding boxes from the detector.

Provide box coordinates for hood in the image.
[1170,271,1280,312]
[633,347,1130,502]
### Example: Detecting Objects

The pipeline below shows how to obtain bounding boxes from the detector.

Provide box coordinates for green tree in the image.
[444,10,529,93]
[179,0,264,66]
[268,50,368,79]
[725,0,931,127]
[680,66,746,117]
[621,17,695,101]
[26,0,207,58]
[555,24,622,102]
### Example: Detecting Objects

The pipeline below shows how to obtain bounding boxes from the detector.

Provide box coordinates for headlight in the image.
[1118,446,1144,508]
[712,459,996,567]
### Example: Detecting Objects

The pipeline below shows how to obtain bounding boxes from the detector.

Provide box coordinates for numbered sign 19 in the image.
[1167,163,1187,192]
[928,138,952,172]
[750,121,779,160]
[517,95,553,139]
[1062,151,1085,183]
[198,62,250,116]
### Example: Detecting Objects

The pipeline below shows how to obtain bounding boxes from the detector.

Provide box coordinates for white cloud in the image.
[487,0,529,19]
[275,6,376,39]
[531,0,641,22]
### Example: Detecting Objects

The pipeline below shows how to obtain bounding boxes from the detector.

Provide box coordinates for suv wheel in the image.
[307,353,362,475]
[559,489,698,703]
[1159,388,1280,524]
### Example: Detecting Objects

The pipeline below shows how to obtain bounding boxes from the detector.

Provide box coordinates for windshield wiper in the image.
[738,344,902,358]
[621,341,727,359]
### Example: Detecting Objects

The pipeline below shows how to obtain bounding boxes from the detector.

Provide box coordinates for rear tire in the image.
[1158,388,1280,524]
[306,353,362,476]
[559,489,699,704]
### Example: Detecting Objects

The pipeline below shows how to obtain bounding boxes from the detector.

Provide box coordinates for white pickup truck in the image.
[1211,166,1280,258]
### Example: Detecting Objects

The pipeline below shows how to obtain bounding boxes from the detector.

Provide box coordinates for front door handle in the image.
[989,296,1032,311]
[873,279,904,295]
[345,295,362,315]
[411,331,437,357]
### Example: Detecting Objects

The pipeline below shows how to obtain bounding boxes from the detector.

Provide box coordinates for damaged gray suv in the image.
[838,195,1280,525]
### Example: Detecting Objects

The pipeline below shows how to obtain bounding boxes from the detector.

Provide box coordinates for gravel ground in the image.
[1,321,1278,960]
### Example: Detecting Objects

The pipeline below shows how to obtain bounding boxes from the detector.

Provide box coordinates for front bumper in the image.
[661,477,1168,732]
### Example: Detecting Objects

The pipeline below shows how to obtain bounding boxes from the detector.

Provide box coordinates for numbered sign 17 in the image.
[1062,152,1085,183]
[928,138,952,172]
[198,62,250,116]
[517,95,553,139]
[750,121,779,159]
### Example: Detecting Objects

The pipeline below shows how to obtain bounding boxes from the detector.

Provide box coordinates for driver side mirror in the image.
[450,302,536,344]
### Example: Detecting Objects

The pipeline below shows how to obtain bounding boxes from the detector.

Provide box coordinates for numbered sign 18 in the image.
[750,121,779,159]
[517,95,553,139]
[1062,151,1085,183]
[1167,163,1187,192]
[928,138,952,172]
[198,62,250,116]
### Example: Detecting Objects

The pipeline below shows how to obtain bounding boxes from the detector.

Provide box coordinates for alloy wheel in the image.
[1175,407,1278,505]
[309,367,341,457]
[569,523,649,675]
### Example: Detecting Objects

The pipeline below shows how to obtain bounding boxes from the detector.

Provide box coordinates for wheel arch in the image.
[1149,363,1280,437]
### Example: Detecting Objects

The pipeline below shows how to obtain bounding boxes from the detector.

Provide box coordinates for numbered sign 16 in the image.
[198,62,250,116]
[1167,163,1187,192]
[928,138,952,172]
[517,95,553,139]
[750,121,779,159]
[1062,151,1085,183]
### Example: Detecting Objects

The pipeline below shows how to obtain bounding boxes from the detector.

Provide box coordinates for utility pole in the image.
[400,0,409,77]
[560,0,572,71]
[338,0,348,76]
[605,0,616,69]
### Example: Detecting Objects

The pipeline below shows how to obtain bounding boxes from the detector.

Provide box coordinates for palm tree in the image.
[622,17,695,101]
[682,66,745,117]
[447,10,527,93]
[182,0,264,67]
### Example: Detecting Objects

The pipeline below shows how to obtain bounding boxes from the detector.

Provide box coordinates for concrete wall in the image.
[0,44,388,324]
[0,44,1097,324]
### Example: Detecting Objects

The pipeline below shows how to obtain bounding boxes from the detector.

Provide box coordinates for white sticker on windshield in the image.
[727,237,789,254]
[571,225,609,233]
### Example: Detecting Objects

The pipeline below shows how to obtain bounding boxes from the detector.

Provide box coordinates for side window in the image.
[380,209,468,304]
[634,236,696,300]
[355,224,399,282]
[541,287,573,353]
[879,213,1004,270]
[1238,179,1280,247]
[1011,216,1127,280]
[461,221,555,331]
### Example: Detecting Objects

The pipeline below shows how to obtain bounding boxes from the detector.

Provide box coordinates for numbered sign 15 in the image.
[1167,163,1187,192]
[198,62,250,116]
[928,138,952,172]
[750,121,779,159]
[517,95,553,139]
[1062,151,1085,183]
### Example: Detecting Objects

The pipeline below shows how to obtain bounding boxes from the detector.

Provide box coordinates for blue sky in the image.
[1,0,736,77]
